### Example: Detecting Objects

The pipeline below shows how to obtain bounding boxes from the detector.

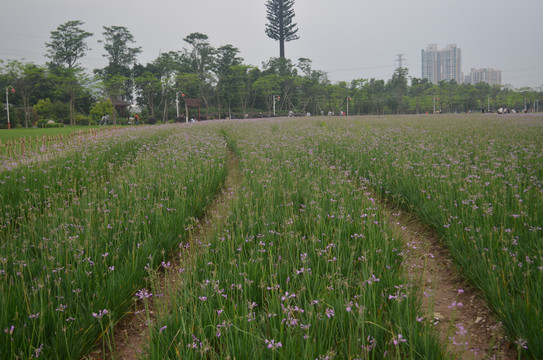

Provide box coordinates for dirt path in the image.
[385,207,517,359]
[86,151,241,360]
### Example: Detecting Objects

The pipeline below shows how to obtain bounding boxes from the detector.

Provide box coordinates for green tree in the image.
[134,72,161,118]
[181,33,216,108]
[98,25,141,79]
[1,60,46,127]
[253,74,280,116]
[45,20,93,69]
[367,79,387,115]
[228,65,260,116]
[265,0,299,58]
[409,78,431,114]
[45,20,93,125]
[89,99,114,121]
[96,26,141,124]
[387,67,408,114]
[215,45,243,118]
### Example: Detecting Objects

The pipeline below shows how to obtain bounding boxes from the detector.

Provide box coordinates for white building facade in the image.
[421,44,462,84]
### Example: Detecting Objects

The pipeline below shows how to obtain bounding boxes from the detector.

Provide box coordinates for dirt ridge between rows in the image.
[382,200,518,359]
[86,151,241,360]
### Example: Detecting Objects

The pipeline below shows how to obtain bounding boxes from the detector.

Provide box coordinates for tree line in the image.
[1,20,541,128]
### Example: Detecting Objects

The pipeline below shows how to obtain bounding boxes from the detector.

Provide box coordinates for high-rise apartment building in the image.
[467,68,502,86]
[421,44,439,84]
[421,44,462,84]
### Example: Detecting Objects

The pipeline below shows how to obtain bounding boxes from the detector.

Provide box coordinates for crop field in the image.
[1,114,541,359]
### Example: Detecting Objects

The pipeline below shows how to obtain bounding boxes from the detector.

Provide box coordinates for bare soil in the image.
[386,208,518,359]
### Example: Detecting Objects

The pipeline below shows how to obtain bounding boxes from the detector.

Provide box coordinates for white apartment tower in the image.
[468,68,502,86]
[421,44,463,84]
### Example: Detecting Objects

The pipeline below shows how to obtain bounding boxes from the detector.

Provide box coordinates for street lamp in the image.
[273,95,280,116]
[5,87,15,129]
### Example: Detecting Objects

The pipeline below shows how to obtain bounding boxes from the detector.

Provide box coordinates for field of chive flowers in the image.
[1,126,227,358]
[303,114,542,359]
[1,114,541,359]
[145,122,447,360]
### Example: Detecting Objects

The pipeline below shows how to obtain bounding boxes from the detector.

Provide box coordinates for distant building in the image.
[421,44,463,84]
[421,44,439,84]
[467,68,502,86]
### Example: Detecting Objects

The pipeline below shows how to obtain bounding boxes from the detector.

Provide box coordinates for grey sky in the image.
[1,0,542,89]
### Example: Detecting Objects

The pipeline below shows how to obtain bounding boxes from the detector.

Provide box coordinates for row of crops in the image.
[305,115,542,358]
[1,126,228,358]
[145,123,447,359]
[1,114,541,359]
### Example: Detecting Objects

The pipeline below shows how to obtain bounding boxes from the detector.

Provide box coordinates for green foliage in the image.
[90,99,114,120]
[265,0,299,58]
[33,98,69,121]
[45,20,93,69]
[75,114,91,125]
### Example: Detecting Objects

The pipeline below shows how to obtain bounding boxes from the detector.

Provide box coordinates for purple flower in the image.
[393,334,407,345]
[198,296,207,302]
[29,312,40,319]
[92,309,108,320]
[325,307,335,318]
[515,339,528,350]
[34,344,44,358]
[448,301,463,309]
[265,339,282,350]
[135,289,152,300]
[159,325,167,334]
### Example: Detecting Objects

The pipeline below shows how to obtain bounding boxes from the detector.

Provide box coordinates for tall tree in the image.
[96,26,141,124]
[265,0,299,58]
[45,20,93,70]
[215,45,243,118]
[98,26,141,79]
[45,20,92,125]
[181,33,216,108]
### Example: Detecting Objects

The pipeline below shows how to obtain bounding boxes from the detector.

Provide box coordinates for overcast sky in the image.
[1,0,542,89]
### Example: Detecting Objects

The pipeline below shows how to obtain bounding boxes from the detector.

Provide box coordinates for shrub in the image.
[76,114,91,126]
[44,122,64,128]
[147,117,157,125]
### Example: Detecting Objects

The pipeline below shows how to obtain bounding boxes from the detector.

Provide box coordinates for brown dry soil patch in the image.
[85,151,241,360]
[386,207,518,359]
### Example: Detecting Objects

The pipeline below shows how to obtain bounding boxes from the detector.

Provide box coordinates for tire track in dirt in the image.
[319,154,517,359]
[383,203,518,359]
[86,151,241,360]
